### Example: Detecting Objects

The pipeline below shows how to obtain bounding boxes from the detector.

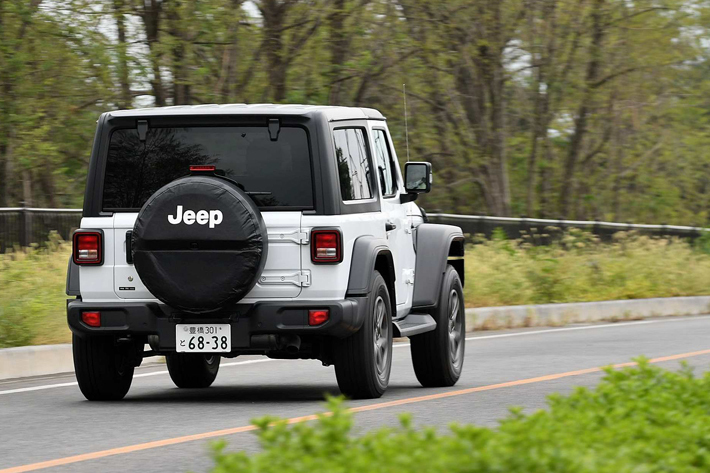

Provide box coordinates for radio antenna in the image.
[403,83,410,162]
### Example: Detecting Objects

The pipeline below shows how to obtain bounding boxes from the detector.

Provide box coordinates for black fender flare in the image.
[412,224,464,310]
[346,236,395,298]
[66,257,80,296]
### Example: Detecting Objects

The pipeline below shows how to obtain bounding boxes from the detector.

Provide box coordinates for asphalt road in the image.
[2,315,710,473]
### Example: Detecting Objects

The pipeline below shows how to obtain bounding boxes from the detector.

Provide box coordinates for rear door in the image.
[113,211,305,300]
[106,122,313,302]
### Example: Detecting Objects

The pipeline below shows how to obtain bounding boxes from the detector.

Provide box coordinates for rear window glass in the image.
[102,126,313,210]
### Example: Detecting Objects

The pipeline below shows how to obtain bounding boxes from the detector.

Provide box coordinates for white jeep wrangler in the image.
[67,105,465,401]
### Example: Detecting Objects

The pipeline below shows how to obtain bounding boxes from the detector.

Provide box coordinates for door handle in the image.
[385,221,397,232]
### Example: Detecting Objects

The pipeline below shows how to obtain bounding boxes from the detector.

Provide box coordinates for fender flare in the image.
[66,257,80,296]
[346,236,395,298]
[412,224,464,310]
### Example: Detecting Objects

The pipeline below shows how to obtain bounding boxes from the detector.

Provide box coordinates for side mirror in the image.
[404,162,432,194]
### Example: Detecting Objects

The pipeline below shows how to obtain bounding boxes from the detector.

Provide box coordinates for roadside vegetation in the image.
[464,229,710,307]
[2,230,710,348]
[0,233,71,347]
[210,361,710,472]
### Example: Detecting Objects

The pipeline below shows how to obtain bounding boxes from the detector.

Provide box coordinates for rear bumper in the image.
[67,297,368,350]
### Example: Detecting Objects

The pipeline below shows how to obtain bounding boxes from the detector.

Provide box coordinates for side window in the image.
[333,128,373,201]
[372,129,398,197]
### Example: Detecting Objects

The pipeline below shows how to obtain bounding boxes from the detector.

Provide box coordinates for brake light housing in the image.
[311,229,342,264]
[309,309,330,326]
[189,165,216,172]
[81,311,101,327]
[72,230,103,265]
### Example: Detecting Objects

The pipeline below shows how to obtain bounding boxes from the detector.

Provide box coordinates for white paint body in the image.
[79,120,423,317]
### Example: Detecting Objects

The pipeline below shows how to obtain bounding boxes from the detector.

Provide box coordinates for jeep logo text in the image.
[168,205,223,228]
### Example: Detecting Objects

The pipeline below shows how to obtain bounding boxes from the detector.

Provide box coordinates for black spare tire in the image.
[132,175,267,314]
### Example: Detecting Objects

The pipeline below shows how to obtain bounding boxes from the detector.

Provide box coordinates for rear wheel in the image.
[334,271,393,399]
[73,334,135,401]
[166,353,220,388]
[411,265,465,387]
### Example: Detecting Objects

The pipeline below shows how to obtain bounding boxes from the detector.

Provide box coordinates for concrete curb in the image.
[465,296,710,331]
[0,344,74,381]
[2,296,709,381]
[0,344,163,382]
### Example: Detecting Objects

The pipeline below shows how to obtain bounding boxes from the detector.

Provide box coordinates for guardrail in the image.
[427,213,709,242]
[0,208,707,253]
[0,207,82,253]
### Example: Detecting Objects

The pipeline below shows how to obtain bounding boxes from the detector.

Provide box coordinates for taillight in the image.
[81,311,101,327]
[73,230,103,265]
[189,165,216,172]
[311,229,342,264]
[309,309,329,326]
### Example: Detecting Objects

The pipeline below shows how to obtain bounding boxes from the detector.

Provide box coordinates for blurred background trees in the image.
[1,0,709,224]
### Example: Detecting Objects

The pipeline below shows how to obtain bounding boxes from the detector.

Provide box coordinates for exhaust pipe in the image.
[282,335,301,354]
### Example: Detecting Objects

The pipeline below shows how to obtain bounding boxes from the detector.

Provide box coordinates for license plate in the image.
[176,324,231,353]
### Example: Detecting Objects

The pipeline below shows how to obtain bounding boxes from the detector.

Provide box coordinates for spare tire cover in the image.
[132,175,267,314]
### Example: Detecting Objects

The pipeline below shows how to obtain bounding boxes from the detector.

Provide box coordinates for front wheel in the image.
[166,353,220,388]
[73,334,135,401]
[410,265,465,387]
[334,271,393,399]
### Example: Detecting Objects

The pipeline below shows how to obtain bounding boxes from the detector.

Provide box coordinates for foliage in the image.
[210,361,710,473]
[3,229,710,347]
[1,0,710,223]
[0,233,71,348]
[464,229,710,306]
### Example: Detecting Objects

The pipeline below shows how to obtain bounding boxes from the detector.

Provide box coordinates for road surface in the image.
[1,315,709,473]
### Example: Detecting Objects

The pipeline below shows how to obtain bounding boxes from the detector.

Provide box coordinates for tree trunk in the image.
[560,0,605,217]
[22,169,32,207]
[327,0,348,104]
[260,0,287,102]
[113,0,131,108]
[142,0,165,106]
[216,1,244,103]
[526,0,557,217]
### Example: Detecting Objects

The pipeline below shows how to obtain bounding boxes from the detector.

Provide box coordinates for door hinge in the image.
[268,230,309,245]
[259,271,311,287]
[404,269,415,285]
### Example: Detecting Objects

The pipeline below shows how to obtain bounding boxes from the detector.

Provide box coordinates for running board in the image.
[393,313,437,337]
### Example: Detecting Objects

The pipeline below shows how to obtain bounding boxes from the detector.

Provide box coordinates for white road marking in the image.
[0,359,272,396]
[2,315,709,396]
[390,315,710,347]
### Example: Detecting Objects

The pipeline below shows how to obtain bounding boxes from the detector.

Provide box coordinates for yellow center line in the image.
[3,348,710,473]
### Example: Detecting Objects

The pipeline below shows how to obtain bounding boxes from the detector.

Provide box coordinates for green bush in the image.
[210,361,710,473]
[0,233,72,348]
[465,229,710,306]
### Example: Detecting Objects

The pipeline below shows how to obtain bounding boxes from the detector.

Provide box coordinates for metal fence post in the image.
[19,202,30,247]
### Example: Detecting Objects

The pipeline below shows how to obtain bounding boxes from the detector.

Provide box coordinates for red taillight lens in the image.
[81,311,101,327]
[311,229,342,263]
[190,165,216,172]
[309,309,329,326]
[73,231,103,265]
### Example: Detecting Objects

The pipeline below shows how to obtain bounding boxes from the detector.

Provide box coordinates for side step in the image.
[393,313,437,337]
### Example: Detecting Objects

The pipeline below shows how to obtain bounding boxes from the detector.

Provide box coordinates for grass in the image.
[464,228,710,307]
[1,229,710,348]
[0,233,72,347]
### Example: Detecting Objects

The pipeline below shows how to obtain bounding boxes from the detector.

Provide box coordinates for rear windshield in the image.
[102,126,313,211]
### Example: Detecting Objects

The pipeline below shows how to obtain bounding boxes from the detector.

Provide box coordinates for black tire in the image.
[334,271,393,399]
[411,265,465,387]
[73,334,135,401]
[166,353,220,388]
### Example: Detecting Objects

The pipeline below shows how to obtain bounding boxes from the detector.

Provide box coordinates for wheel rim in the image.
[448,289,464,369]
[373,295,390,380]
